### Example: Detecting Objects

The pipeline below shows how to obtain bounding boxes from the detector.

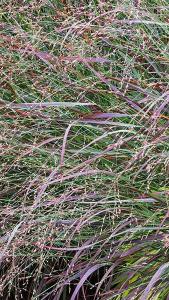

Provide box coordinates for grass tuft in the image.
[0,1,169,299]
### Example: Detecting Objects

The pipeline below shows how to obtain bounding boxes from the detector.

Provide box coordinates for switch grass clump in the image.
[0,1,169,299]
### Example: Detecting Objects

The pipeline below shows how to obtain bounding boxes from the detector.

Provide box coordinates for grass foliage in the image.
[0,0,169,299]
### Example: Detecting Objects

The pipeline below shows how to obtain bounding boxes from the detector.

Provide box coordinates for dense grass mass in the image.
[0,1,169,299]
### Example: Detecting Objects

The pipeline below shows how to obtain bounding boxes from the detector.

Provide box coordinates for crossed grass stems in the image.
[0,1,169,299]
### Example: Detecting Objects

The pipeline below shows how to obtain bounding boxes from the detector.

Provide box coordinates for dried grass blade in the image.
[4,102,93,110]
